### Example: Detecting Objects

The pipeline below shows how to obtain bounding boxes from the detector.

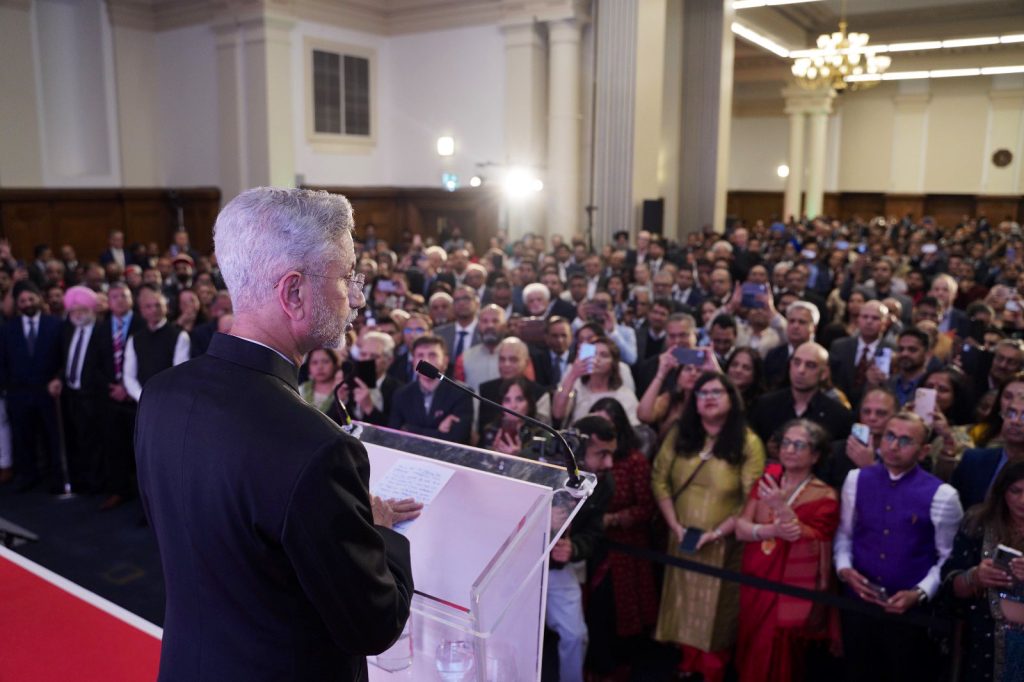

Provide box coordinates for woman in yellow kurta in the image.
[651,371,765,682]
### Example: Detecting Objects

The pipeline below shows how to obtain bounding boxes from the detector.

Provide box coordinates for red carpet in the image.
[0,546,161,681]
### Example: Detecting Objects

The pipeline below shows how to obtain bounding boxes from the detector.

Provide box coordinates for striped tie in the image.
[113,318,125,381]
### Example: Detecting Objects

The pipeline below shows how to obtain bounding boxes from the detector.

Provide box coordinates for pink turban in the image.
[63,285,99,312]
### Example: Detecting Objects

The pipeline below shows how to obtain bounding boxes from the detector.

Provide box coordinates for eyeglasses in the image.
[696,388,726,399]
[780,438,811,452]
[303,271,366,291]
[404,326,427,335]
[883,431,918,449]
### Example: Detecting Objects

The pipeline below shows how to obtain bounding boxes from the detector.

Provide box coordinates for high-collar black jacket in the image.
[136,333,413,681]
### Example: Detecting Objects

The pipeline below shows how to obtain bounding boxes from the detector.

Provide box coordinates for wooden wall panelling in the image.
[836,193,885,223]
[821,193,841,220]
[51,197,124,263]
[883,194,925,222]
[122,192,170,255]
[725,191,784,226]
[1,199,54,261]
[976,196,1023,224]
[923,195,977,229]
[179,188,221,255]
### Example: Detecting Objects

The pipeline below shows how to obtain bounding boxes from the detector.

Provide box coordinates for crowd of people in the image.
[5,211,1024,681]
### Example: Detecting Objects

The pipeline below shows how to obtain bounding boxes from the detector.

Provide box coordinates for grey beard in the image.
[310,295,346,350]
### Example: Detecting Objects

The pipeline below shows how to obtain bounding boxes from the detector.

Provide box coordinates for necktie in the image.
[454,330,468,359]
[551,352,562,383]
[854,344,872,389]
[113,318,126,380]
[26,318,37,356]
[68,329,84,386]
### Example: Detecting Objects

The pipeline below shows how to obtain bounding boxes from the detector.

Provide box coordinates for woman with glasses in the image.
[943,460,1024,682]
[552,335,640,427]
[734,419,840,682]
[638,345,720,439]
[651,372,765,682]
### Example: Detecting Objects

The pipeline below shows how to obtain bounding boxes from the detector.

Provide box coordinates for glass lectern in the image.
[358,424,597,682]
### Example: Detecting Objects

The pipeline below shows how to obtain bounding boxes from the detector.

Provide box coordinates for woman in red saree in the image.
[735,419,840,682]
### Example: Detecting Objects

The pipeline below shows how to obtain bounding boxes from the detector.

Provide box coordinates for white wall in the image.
[156,24,220,187]
[291,22,505,188]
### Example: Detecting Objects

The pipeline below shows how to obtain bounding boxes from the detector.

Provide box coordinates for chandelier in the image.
[791,19,891,92]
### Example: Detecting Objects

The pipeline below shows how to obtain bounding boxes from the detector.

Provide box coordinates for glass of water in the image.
[435,640,475,681]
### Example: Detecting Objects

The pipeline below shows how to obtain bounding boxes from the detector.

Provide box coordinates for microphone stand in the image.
[416,362,584,488]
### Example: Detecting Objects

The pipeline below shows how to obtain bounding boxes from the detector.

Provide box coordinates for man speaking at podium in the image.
[136,188,418,681]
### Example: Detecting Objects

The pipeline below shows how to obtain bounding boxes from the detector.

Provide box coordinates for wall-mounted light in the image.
[436,136,455,157]
[469,176,483,188]
[504,167,544,198]
[777,164,790,178]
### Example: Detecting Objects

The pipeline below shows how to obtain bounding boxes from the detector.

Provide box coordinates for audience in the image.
[9,211,1024,680]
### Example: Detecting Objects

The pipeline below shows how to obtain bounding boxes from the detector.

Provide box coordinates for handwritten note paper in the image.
[371,460,455,534]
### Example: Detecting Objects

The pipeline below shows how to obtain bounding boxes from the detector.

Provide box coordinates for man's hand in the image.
[353,378,373,414]
[884,589,923,614]
[109,383,128,402]
[845,434,875,469]
[551,538,573,563]
[839,567,887,606]
[438,414,460,434]
[371,496,423,529]
[47,378,62,398]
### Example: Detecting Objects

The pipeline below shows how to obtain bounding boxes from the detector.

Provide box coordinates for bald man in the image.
[751,341,854,445]
[829,300,896,407]
[478,338,551,432]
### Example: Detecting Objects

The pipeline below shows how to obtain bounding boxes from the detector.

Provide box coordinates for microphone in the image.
[415,360,584,488]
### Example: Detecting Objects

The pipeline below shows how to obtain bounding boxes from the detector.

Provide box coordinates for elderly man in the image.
[829,300,894,407]
[929,272,968,336]
[123,286,190,403]
[478,337,552,432]
[338,330,400,427]
[428,291,454,327]
[763,301,820,388]
[750,341,854,445]
[135,188,416,680]
[526,279,577,320]
[455,304,506,392]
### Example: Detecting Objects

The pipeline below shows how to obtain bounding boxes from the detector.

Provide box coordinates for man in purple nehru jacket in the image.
[834,411,963,682]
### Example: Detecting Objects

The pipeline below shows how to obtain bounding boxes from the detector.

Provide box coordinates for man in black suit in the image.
[98,229,129,268]
[55,286,106,492]
[478,338,551,432]
[633,312,698,398]
[636,298,672,362]
[531,276,578,320]
[750,342,853,446]
[533,316,574,389]
[389,335,473,443]
[763,300,819,389]
[388,312,432,385]
[136,188,416,680]
[829,300,894,408]
[0,281,63,492]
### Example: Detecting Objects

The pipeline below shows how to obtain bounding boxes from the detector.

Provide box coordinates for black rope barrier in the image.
[606,540,955,635]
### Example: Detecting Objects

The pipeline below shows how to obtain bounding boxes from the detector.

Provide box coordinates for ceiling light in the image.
[982,65,1024,75]
[777,164,790,178]
[733,0,823,8]
[881,71,930,80]
[731,22,790,58]
[436,136,455,157]
[942,37,1000,49]
[886,41,943,52]
[845,65,1024,83]
[930,68,982,78]
[469,176,482,188]
[1002,35,1024,44]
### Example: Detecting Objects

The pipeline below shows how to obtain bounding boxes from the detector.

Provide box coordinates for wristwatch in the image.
[915,587,928,603]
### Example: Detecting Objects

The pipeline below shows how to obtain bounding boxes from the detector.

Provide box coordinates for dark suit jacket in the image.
[952,447,1004,510]
[135,334,413,681]
[635,324,666,362]
[347,374,401,427]
[59,321,105,397]
[0,314,63,401]
[828,336,895,408]
[749,388,854,445]
[762,344,790,389]
[93,313,144,391]
[189,320,217,357]
[388,379,473,443]
[387,347,415,385]
[548,298,578,321]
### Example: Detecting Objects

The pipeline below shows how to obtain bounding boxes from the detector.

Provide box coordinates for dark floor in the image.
[0,483,166,626]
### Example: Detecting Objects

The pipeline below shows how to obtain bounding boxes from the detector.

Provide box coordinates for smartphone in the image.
[852,423,871,446]
[377,280,398,294]
[874,348,892,376]
[678,527,704,554]
[355,359,377,388]
[913,388,937,426]
[1009,300,1022,313]
[856,244,868,254]
[863,579,889,601]
[994,544,1023,572]
[491,253,504,270]
[741,282,768,309]
[578,343,597,373]
[921,243,938,255]
[672,348,707,366]
[835,240,850,250]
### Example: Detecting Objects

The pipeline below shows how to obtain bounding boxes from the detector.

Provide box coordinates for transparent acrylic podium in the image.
[357,424,597,682]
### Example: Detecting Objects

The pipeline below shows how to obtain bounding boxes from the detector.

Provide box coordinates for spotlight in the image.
[777,164,790,178]
[504,167,543,198]
[436,136,455,157]
[469,176,482,188]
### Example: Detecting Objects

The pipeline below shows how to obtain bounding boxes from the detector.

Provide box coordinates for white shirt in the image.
[586,276,601,301]
[64,322,95,390]
[453,319,478,354]
[854,337,879,366]
[834,467,963,599]
[110,247,125,268]
[22,312,41,341]
[123,320,191,402]
[236,335,295,366]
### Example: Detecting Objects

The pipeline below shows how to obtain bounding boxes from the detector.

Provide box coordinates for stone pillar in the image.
[677,0,734,235]
[502,21,547,241]
[214,9,295,202]
[546,18,582,240]
[0,0,43,186]
[783,102,805,221]
[591,0,639,246]
[805,105,831,219]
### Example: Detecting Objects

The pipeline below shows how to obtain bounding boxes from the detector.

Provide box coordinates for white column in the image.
[214,21,244,201]
[806,107,831,219]
[242,14,295,189]
[546,18,582,240]
[783,107,805,221]
[502,21,547,241]
[0,0,43,186]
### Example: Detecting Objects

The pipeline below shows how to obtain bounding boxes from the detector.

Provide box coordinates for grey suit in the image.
[434,322,482,370]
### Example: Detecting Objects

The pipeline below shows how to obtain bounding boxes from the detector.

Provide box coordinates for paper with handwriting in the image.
[371,460,455,534]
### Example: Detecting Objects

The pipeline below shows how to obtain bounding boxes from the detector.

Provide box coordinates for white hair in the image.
[523,282,551,303]
[787,300,821,327]
[362,330,395,358]
[425,245,447,262]
[429,292,453,305]
[214,187,353,313]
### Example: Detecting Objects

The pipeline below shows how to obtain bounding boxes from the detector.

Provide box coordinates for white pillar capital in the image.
[547,17,581,45]
[501,21,545,49]
[782,86,836,116]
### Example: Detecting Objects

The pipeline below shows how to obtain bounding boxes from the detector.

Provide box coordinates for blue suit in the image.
[0,315,63,485]
[388,380,473,444]
[951,447,1004,510]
